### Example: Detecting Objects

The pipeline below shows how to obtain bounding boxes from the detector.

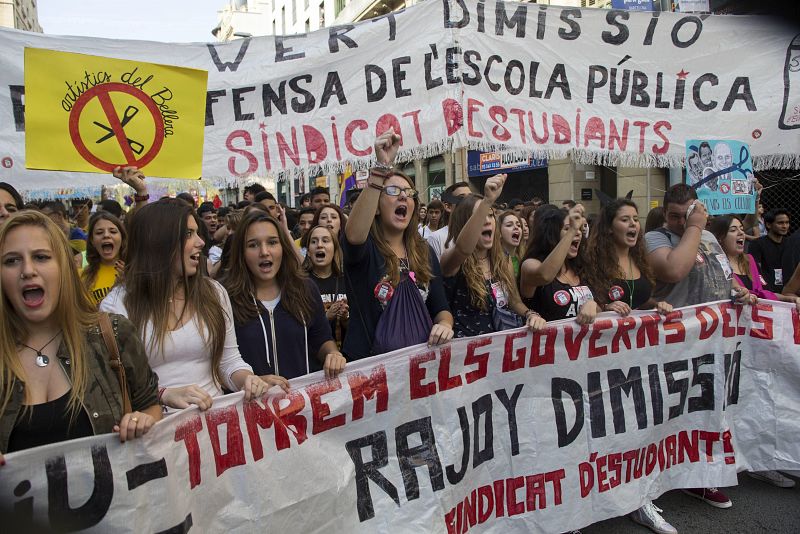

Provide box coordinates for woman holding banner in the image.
[440,175,545,338]
[342,130,453,359]
[100,199,280,412]
[0,211,162,459]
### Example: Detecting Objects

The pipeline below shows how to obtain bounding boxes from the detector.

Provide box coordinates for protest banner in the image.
[1,301,798,532]
[0,1,799,191]
[686,139,756,214]
[24,48,208,179]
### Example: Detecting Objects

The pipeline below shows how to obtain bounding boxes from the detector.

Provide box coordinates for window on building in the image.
[319,3,325,27]
[272,19,277,35]
[305,19,310,32]
[282,6,286,33]
[293,0,298,24]
[334,0,346,17]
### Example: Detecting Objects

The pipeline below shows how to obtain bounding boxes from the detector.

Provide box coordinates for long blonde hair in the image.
[370,172,432,286]
[0,211,97,416]
[447,196,520,310]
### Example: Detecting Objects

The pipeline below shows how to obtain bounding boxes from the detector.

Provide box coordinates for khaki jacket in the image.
[0,314,159,454]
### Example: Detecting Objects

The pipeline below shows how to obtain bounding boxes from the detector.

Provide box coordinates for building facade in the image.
[0,0,43,33]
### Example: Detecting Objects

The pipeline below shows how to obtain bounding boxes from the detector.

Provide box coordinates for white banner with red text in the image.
[0,0,799,191]
[1,301,799,532]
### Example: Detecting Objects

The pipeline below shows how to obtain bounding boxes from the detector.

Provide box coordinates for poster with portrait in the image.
[686,139,757,215]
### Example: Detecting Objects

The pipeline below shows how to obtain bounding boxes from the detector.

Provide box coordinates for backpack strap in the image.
[99,313,132,415]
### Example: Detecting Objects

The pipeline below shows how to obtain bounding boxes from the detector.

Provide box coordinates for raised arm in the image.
[440,174,506,277]
[344,130,401,245]
[519,208,583,298]
[112,166,149,217]
[648,201,707,284]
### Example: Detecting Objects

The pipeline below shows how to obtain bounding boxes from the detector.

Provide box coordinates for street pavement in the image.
[582,472,800,533]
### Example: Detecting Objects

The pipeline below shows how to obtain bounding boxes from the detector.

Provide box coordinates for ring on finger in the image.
[131,417,139,423]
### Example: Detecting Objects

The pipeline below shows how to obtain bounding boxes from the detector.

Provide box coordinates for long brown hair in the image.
[710,214,751,279]
[124,199,226,387]
[447,195,520,310]
[585,199,653,306]
[371,171,432,286]
[301,225,343,277]
[221,211,315,325]
[82,211,126,289]
[0,211,97,416]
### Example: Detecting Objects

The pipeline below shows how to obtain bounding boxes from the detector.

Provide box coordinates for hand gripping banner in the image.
[0,1,799,190]
[1,301,798,532]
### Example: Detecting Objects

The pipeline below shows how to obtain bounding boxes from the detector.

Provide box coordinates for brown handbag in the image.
[98,313,133,415]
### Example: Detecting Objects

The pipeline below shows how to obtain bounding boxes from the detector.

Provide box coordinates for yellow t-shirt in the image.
[87,263,118,306]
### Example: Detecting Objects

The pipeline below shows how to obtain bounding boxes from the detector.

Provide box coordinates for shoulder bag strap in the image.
[99,312,133,415]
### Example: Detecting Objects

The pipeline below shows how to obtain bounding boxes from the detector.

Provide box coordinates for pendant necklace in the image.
[20,330,62,367]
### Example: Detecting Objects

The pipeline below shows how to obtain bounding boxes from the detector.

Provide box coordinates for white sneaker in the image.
[628,501,678,534]
[748,470,796,488]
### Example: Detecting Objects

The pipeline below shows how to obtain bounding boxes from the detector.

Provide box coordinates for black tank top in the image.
[526,278,595,322]
[606,276,653,310]
[7,390,93,453]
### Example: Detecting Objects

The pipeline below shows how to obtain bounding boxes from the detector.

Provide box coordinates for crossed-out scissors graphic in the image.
[93,105,144,155]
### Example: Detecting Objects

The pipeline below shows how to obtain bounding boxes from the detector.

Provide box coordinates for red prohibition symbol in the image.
[68,82,165,172]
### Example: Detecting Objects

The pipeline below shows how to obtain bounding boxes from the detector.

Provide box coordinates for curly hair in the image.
[584,199,653,306]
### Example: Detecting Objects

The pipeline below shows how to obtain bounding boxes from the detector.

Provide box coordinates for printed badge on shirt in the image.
[774,268,783,286]
[491,281,508,308]
[716,254,732,279]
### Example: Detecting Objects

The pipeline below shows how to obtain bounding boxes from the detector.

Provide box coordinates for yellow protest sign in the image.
[24,48,207,179]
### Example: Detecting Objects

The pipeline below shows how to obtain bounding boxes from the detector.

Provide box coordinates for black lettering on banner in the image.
[443,0,470,29]
[392,56,412,97]
[602,10,630,45]
[472,393,494,468]
[476,0,486,33]
[693,73,718,111]
[664,360,689,420]
[558,9,581,41]
[671,16,703,48]
[11,479,33,525]
[445,406,471,485]
[485,55,502,92]
[395,417,444,501]
[10,85,25,131]
[608,366,648,434]
[536,5,547,40]
[630,71,650,107]
[329,25,358,53]
[445,46,461,84]
[588,371,606,438]
[463,50,482,85]
[648,364,664,425]
[505,60,525,96]
[688,354,715,413]
[643,12,660,46]
[495,384,523,456]
[205,89,226,126]
[610,68,630,104]
[232,86,256,121]
[155,513,193,534]
[546,63,571,100]
[495,2,527,38]
[365,65,387,102]
[587,66,608,103]
[552,377,584,447]
[262,81,288,117]
[345,431,399,522]
[724,345,742,408]
[370,13,398,41]
[206,39,250,72]
[126,458,168,491]
[723,77,757,111]
[275,34,306,63]
[46,445,113,530]
[425,44,443,89]
[289,75,315,113]
[320,72,347,108]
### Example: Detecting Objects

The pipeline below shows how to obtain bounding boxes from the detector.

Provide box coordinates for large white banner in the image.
[0,1,798,191]
[1,301,798,532]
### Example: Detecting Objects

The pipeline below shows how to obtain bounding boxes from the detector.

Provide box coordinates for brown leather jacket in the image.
[0,314,159,454]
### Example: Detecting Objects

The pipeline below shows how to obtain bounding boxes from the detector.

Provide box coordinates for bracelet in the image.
[525,309,540,319]
[368,181,385,192]
[373,162,394,172]
[134,193,150,202]
[370,167,391,179]
[157,387,166,404]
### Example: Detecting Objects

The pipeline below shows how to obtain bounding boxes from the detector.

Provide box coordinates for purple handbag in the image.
[372,275,433,355]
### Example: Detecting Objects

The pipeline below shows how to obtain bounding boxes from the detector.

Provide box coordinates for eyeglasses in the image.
[382,185,418,198]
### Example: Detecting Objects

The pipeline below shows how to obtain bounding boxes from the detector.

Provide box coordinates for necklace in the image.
[20,331,62,367]
[624,255,635,306]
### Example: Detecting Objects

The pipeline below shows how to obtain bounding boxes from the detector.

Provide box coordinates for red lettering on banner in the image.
[678,430,700,464]
[588,320,613,357]
[308,379,346,435]
[750,303,774,340]
[721,429,736,464]
[375,113,402,141]
[699,430,720,461]
[493,479,505,517]
[718,302,738,338]
[442,98,463,136]
[344,119,371,156]
[546,469,565,505]
[243,398,277,461]
[793,308,800,344]
[271,390,308,449]
[635,314,660,348]
[205,405,246,477]
[502,331,528,371]
[444,508,457,534]
[663,311,686,344]
[477,485,494,523]
[401,110,423,143]
[462,489,478,530]
[611,316,636,353]
[348,365,389,420]
[506,476,525,516]
[578,460,594,497]
[530,328,557,367]
[409,351,436,400]
[464,337,491,383]
[260,130,272,171]
[302,124,327,164]
[226,130,258,176]
[467,98,484,138]
[437,345,463,392]
[524,473,546,510]
[563,324,589,360]
[276,127,300,167]
[696,306,719,339]
[174,415,204,489]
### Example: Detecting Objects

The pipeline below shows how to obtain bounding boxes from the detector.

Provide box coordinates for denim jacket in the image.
[0,314,159,454]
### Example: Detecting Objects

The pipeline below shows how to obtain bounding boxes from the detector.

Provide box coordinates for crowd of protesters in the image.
[1,130,799,534]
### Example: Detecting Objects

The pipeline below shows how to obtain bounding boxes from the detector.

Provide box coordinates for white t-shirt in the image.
[426,225,451,260]
[99,280,252,398]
